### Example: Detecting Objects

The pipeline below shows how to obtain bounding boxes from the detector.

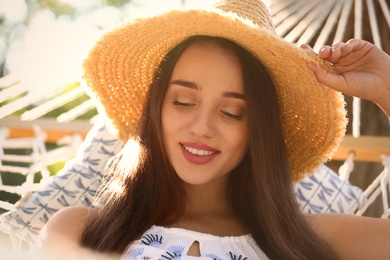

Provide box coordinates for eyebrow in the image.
[222,91,245,100]
[170,79,199,90]
[170,79,245,100]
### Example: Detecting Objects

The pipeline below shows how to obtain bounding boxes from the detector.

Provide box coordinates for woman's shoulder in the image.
[40,205,98,250]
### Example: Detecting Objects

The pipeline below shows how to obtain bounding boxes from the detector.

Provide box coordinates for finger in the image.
[340,39,372,58]
[300,44,318,56]
[332,41,347,49]
[308,63,346,92]
[300,43,311,50]
[327,42,347,64]
[338,41,356,57]
[345,38,362,49]
[318,46,332,59]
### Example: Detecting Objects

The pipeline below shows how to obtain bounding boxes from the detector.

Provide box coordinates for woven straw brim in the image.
[83,9,347,181]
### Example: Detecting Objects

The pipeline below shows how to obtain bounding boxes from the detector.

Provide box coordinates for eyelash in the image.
[172,100,243,120]
[222,111,244,120]
[172,100,193,107]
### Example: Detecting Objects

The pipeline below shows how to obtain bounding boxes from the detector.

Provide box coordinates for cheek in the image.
[161,103,171,135]
[231,125,249,152]
[161,103,179,139]
[161,104,175,161]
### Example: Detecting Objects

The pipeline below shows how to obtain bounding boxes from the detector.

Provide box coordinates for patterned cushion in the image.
[0,121,124,248]
[0,121,367,248]
[295,164,366,214]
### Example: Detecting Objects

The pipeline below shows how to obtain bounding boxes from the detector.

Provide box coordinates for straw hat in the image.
[82,0,347,181]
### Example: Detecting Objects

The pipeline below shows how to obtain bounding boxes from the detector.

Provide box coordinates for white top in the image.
[122,225,269,259]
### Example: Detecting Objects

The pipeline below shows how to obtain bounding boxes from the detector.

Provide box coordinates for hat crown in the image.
[214,0,276,33]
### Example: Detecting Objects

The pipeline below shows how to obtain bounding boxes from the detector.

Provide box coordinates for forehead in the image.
[178,40,239,62]
[171,41,244,92]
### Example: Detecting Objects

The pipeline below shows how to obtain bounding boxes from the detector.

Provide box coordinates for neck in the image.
[183,176,232,217]
[171,175,247,237]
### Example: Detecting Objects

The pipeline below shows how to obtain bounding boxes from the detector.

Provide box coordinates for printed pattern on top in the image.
[123,226,261,260]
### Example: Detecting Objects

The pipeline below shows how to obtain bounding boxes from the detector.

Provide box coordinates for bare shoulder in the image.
[306,213,390,259]
[40,205,98,250]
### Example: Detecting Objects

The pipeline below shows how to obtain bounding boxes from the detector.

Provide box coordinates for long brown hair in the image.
[81,36,338,259]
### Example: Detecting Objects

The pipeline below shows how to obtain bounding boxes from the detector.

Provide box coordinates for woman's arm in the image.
[307,213,390,259]
[39,205,94,252]
[303,39,390,117]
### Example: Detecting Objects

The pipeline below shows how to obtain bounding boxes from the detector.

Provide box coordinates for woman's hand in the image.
[302,39,390,117]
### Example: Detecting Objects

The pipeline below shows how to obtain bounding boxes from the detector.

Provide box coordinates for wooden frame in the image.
[333,135,390,162]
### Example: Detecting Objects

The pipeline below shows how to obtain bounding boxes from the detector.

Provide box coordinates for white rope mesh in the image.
[380,156,390,218]
[352,97,361,137]
[0,126,82,250]
[355,155,390,217]
[338,152,355,182]
[0,126,81,212]
[0,126,46,212]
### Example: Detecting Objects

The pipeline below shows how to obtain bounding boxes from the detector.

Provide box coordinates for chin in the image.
[178,173,228,187]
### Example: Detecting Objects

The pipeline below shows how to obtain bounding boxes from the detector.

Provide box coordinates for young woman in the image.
[40,1,390,259]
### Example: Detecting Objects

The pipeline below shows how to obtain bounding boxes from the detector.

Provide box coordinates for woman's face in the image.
[161,41,249,186]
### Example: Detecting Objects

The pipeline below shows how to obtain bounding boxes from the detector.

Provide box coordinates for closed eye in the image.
[221,110,244,120]
[172,100,194,107]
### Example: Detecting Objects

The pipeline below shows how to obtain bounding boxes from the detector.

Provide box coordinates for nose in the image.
[189,107,216,138]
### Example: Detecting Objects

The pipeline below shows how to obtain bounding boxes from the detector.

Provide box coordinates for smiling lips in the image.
[180,142,219,164]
